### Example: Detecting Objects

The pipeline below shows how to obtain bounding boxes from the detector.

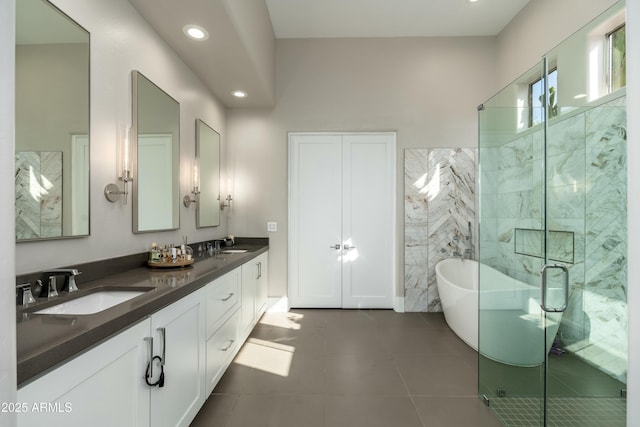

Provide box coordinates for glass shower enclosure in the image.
[477,2,627,425]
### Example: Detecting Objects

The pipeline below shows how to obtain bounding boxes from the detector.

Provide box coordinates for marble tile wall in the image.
[480,96,627,382]
[404,148,476,312]
[15,151,62,239]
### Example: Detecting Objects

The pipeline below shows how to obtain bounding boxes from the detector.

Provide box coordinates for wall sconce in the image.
[104,125,133,204]
[183,158,200,207]
[220,177,233,210]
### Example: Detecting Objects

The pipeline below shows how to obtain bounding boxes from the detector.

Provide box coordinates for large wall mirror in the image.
[15,0,90,241]
[132,70,180,233]
[196,119,221,228]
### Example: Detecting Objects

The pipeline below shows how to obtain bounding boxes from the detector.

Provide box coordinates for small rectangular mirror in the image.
[132,70,180,233]
[196,119,221,228]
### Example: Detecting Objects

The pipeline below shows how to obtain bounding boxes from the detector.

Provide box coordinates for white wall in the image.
[0,0,17,423]
[625,0,638,423]
[495,0,619,88]
[15,0,229,275]
[227,37,497,298]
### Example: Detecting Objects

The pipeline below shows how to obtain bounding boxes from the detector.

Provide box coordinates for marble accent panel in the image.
[15,151,62,239]
[582,100,627,382]
[40,151,62,238]
[15,152,41,240]
[404,148,476,312]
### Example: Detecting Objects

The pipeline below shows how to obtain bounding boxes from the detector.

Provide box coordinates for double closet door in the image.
[288,132,395,308]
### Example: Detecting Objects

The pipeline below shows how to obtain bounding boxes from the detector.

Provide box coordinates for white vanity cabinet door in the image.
[255,252,269,317]
[240,251,269,340]
[149,288,206,427]
[240,261,257,341]
[205,311,240,395]
[17,319,151,427]
[206,268,240,337]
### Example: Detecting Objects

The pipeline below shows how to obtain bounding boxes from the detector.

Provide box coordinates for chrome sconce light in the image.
[183,158,200,207]
[220,178,233,210]
[104,125,133,204]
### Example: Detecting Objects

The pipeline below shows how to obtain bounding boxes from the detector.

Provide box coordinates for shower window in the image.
[529,68,557,127]
[608,24,626,92]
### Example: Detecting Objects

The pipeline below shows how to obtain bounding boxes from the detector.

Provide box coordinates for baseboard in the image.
[394,296,405,313]
[266,296,289,313]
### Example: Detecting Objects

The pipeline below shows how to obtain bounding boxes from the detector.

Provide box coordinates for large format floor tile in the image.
[191,309,500,427]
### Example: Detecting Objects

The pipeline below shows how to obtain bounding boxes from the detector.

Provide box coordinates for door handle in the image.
[144,337,153,377]
[157,327,166,366]
[343,244,356,250]
[540,263,569,313]
[330,244,341,249]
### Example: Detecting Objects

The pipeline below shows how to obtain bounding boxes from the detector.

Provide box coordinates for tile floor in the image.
[191,309,502,427]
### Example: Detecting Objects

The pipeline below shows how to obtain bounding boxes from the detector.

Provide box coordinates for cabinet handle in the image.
[144,337,153,377]
[158,327,166,366]
[330,244,341,249]
[258,262,262,279]
[343,244,356,250]
[221,340,235,352]
[255,262,260,280]
[220,292,234,302]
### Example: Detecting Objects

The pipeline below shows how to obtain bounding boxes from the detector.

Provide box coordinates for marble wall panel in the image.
[15,152,40,239]
[404,148,476,312]
[15,151,62,239]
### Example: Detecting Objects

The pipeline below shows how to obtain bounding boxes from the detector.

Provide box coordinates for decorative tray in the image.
[147,259,194,269]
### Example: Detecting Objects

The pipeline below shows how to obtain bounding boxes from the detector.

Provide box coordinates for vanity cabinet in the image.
[18,319,151,427]
[17,250,267,427]
[205,269,240,395]
[240,251,268,340]
[255,252,269,317]
[17,289,205,427]
[149,288,206,427]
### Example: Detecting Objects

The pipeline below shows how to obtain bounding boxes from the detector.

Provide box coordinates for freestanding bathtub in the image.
[435,258,562,367]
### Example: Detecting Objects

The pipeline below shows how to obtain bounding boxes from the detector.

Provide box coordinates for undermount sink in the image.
[222,249,248,254]
[34,288,151,316]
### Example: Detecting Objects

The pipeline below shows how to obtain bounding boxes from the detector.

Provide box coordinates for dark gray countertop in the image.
[16,239,268,387]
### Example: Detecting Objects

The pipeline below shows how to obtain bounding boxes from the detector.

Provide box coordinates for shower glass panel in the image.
[478,2,626,425]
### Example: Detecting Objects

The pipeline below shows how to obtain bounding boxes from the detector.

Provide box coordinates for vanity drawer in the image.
[206,311,240,395]
[206,268,240,337]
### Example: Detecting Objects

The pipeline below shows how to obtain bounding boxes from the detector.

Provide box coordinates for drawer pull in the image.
[220,293,235,302]
[221,340,235,351]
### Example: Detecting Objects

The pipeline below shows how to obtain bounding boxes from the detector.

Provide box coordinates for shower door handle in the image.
[540,263,569,313]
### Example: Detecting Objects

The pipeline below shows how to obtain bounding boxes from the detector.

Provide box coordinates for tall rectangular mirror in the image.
[15,0,90,241]
[132,71,180,233]
[196,119,221,228]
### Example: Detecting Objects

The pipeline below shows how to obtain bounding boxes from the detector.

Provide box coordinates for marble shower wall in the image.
[15,151,63,239]
[404,148,476,312]
[479,96,627,382]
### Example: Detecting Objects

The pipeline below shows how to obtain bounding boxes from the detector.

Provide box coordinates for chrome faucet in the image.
[40,276,59,298]
[17,283,36,307]
[44,269,81,293]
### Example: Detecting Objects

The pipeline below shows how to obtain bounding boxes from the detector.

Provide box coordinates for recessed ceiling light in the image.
[232,90,248,98]
[468,0,479,3]
[573,93,587,99]
[183,25,209,41]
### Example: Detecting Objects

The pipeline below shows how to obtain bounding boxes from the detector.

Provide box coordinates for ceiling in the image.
[266,0,530,38]
[129,0,530,108]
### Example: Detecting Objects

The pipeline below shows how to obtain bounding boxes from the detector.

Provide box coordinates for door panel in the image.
[289,134,343,307]
[289,133,395,309]
[342,134,394,308]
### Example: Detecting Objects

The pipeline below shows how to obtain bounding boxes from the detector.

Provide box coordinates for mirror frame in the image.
[131,70,181,233]
[195,119,221,228]
[15,0,91,242]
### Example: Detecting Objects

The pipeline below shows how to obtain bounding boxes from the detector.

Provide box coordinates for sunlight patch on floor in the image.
[259,312,303,330]
[233,338,295,377]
